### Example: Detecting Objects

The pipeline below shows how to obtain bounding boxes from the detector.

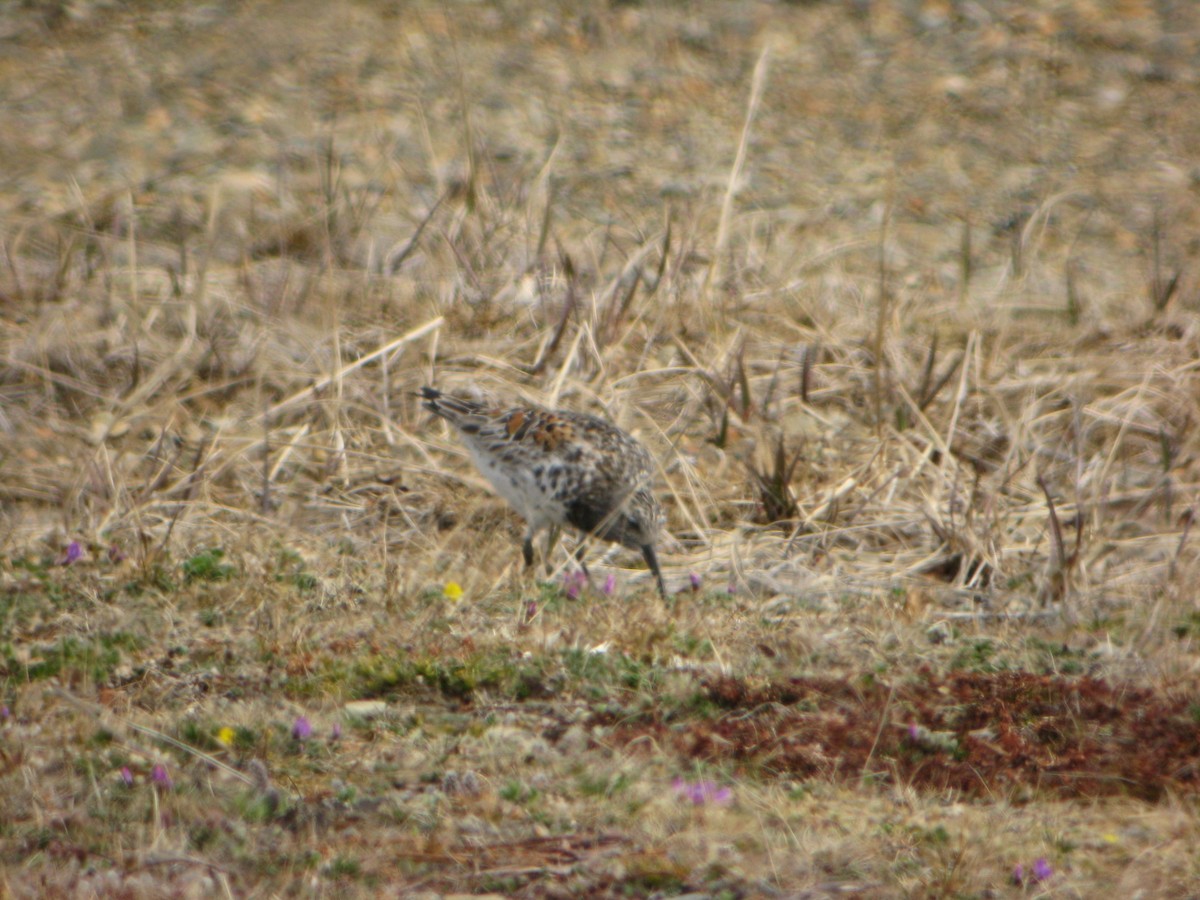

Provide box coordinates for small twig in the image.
[957,216,971,304]
[138,855,233,876]
[387,191,446,274]
[916,333,938,408]
[1169,507,1193,581]
[734,342,752,419]
[942,610,1062,623]
[872,175,894,432]
[799,343,815,405]
[643,211,671,298]
[160,431,211,554]
[1037,473,1078,607]
[266,315,444,419]
[918,351,963,413]
[761,347,787,418]
[861,679,897,782]
[260,390,271,514]
[706,42,770,299]
[530,249,576,375]
[534,172,557,263]
[1148,206,1181,313]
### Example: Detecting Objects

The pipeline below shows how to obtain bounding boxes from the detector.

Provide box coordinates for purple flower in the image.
[107,545,127,563]
[602,573,617,596]
[292,716,313,741]
[562,569,587,600]
[672,777,732,806]
[60,541,83,565]
[689,572,702,592]
[1013,859,1053,886]
[120,766,134,787]
[151,763,172,789]
[0,706,10,720]
[525,600,538,620]
[907,723,921,741]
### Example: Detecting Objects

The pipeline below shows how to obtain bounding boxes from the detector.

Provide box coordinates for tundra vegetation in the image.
[2,2,1199,896]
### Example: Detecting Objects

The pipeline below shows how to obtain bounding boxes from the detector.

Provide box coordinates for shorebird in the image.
[420,386,666,597]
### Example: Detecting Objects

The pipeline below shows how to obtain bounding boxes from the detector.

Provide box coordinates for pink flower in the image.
[562,569,588,600]
[689,572,702,591]
[151,763,172,789]
[672,777,732,806]
[119,766,134,787]
[1013,858,1053,885]
[292,716,313,741]
[602,573,617,596]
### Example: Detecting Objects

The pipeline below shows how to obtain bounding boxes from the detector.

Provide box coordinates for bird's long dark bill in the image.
[641,544,666,598]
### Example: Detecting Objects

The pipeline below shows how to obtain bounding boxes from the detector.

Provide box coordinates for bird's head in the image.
[605,486,663,552]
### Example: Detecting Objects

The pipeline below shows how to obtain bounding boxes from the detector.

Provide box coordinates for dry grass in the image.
[2,0,1200,896]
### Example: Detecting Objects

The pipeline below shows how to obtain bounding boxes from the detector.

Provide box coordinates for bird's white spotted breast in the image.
[464,442,567,531]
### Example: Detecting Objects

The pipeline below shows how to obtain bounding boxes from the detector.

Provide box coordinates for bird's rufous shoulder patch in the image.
[532,418,570,452]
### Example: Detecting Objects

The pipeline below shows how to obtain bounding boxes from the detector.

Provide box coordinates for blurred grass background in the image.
[2,1,1200,895]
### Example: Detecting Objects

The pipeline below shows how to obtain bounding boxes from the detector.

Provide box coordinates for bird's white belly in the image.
[467,445,565,529]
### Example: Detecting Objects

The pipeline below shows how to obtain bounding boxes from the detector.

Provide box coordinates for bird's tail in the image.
[419,386,486,423]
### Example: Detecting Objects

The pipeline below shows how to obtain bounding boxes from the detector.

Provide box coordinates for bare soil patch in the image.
[601,671,1200,802]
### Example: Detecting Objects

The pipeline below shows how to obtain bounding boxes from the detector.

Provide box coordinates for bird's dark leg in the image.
[523,529,535,569]
[544,525,561,575]
[574,541,592,586]
[641,543,667,599]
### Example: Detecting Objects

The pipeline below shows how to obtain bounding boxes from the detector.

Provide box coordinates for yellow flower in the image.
[443,581,464,601]
[216,726,235,747]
